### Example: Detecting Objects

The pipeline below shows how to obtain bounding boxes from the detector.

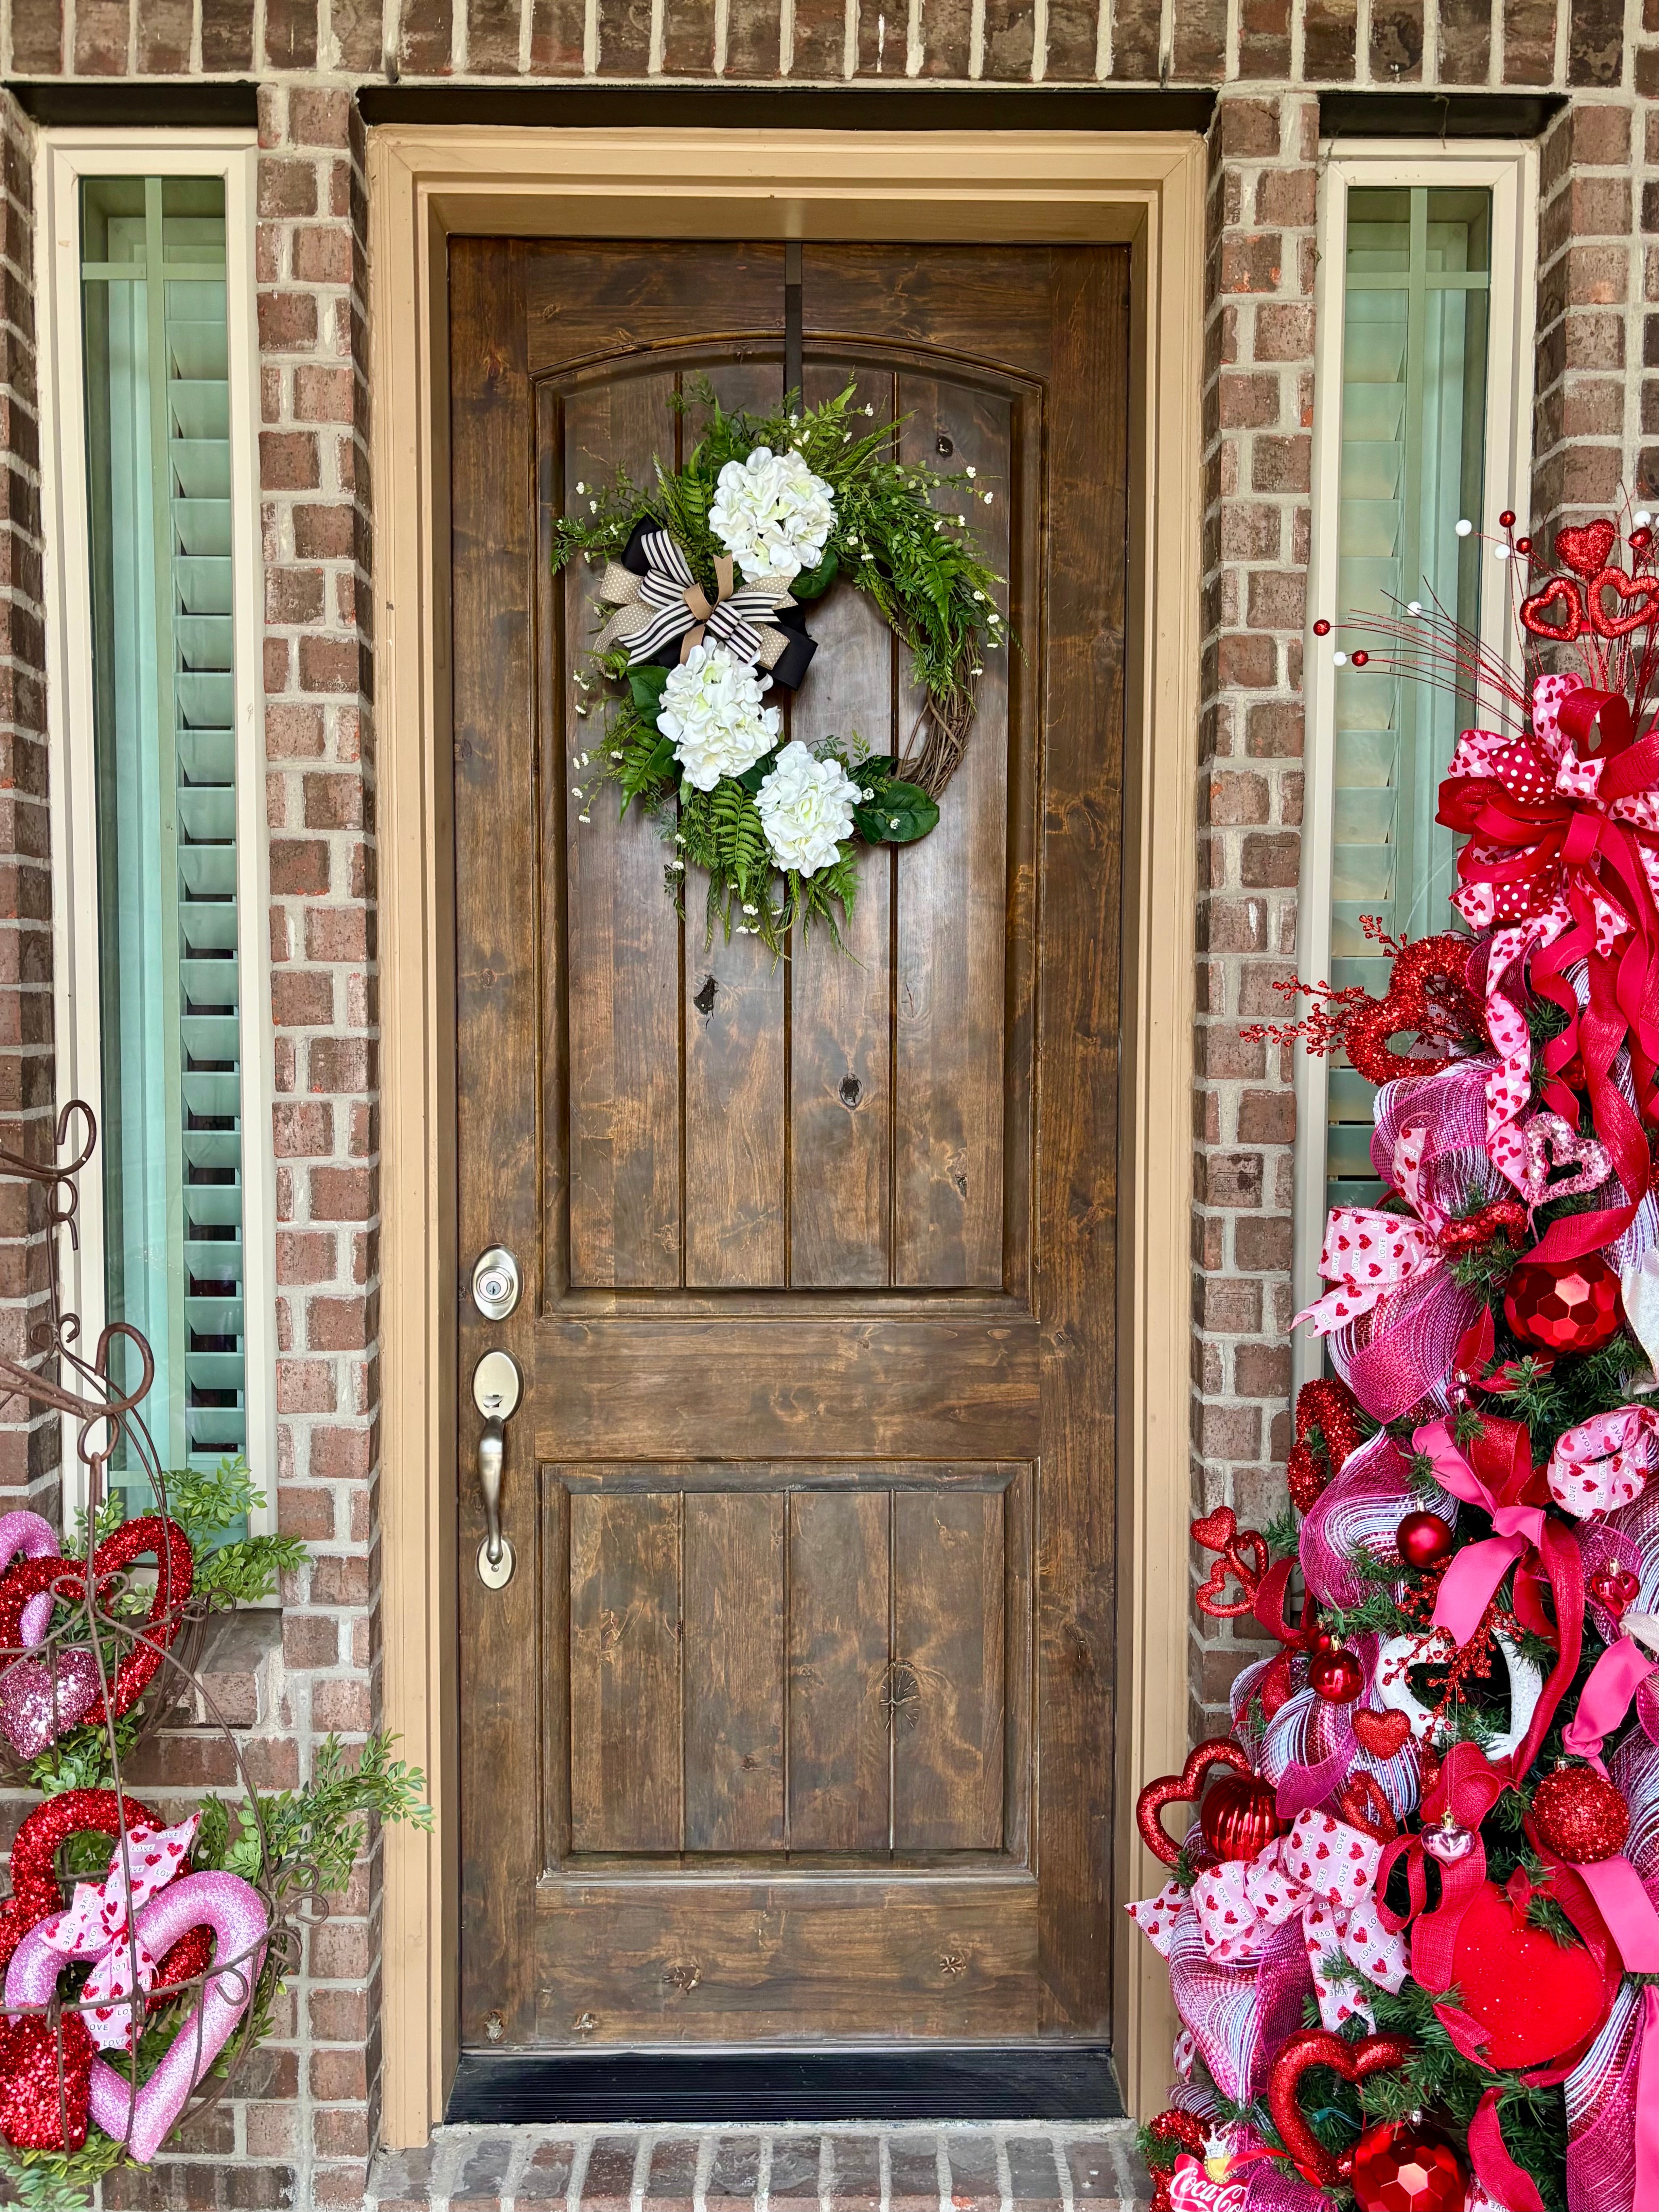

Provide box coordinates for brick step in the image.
[367,2123,1151,2212]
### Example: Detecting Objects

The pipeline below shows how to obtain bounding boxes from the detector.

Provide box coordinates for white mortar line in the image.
[569,2131,596,2212]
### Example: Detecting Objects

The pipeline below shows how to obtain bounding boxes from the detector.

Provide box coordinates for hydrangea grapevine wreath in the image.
[550,381,1006,949]
[0,1107,428,2212]
[1129,509,1659,2212]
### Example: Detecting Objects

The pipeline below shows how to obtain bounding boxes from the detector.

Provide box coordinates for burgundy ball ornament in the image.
[1397,1510,1454,1571]
[1199,1770,1284,1863]
[1531,1766,1630,1864]
[1350,2118,1468,2212]
[1504,1253,1624,1354]
[1308,1645,1365,1703]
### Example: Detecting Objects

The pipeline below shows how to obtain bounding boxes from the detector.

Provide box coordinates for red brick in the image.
[274,1100,335,1154]
[270,839,331,895]
[299,638,361,695]
[277,1360,338,1415]
[305,909,370,965]
[268,567,327,626]
[309,1426,374,1480]
[311,1167,373,1221]
[308,1296,372,1351]
[277,1229,339,1285]
[262,431,322,493]
[304,772,364,829]
[296,364,356,424]
[272,971,335,1028]
[259,159,320,220]
[258,291,319,351]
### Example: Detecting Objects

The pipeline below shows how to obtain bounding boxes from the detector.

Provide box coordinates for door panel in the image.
[453,236,1128,2050]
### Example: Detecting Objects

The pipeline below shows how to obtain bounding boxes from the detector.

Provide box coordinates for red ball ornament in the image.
[1588,1562,1640,1621]
[1503,1253,1624,1354]
[1350,2119,1468,2212]
[1397,1510,1454,1570]
[1631,526,1654,554]
[1516,536,1533,553]
[1352,649,1370,665]
[1313,619,1332,636]
[1531,1766,1630,1863]
[1199,1770,1285,1862]
[1308,1646,1365,1703]
[1499,509,1517,529]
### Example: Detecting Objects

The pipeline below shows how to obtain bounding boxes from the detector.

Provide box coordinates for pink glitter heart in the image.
[1518,1110,1612,1206]
[0,1647,101,1760]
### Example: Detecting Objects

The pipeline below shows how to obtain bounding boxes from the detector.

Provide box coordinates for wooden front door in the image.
[451,235,1129,2052]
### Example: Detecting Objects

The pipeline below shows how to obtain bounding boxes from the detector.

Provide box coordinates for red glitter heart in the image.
[1519,577,1586,641]
[1342,934,1484,1087]
[1586,565,1659,637]
[0,2011,94,2151]
[1135,1737,1256,1867]
[1352,1708,1411,1760]
[1554,519,1617,578]
[1190,1507,1237,1552]
[0,1514,193,1728]
[1268,2030,1416,2187]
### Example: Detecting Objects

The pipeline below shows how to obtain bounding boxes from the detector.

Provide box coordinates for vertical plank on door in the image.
[892,376,1012,1289]
[683,359,789,1286]
[569,1492,682,1850]
[787,1489,890,1849]
[789,360,895,1288]
[565,373,684,1287]
[892,1488,1006,1850]
[684,1490,786,1850]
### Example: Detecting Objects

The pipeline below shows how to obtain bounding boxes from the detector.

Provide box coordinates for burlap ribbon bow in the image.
[595,527,799,671]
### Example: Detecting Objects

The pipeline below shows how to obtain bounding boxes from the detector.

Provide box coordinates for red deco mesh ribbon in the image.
[1437,684,1659,1259]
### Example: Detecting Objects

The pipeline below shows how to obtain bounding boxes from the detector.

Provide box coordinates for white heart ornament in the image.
[1372,1625,1544,1760]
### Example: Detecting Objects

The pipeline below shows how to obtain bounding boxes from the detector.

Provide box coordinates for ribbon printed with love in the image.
[36,1814,199,2051]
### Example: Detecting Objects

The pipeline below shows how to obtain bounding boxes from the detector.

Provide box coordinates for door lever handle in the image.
[479,1417,507,1565]
[471,1348,522,1591]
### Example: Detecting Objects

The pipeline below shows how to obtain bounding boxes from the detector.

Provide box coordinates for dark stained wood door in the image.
[451,237,1129,2050]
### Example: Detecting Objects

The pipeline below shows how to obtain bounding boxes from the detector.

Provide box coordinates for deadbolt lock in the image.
[472,1245,521,1321]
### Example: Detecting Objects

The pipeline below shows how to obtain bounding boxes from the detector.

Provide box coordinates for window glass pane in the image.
[80,175,244,1513]
[1326,184,1491,1215]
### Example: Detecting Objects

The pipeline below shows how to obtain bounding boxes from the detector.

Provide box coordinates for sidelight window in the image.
[1294,147,1537,1382]
[40,143,272,1523]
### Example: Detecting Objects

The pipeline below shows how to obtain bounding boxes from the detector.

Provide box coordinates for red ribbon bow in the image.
[1438,681,1659,1258]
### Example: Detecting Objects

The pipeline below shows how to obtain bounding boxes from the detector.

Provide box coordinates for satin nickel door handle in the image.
[471,1348,522,1590]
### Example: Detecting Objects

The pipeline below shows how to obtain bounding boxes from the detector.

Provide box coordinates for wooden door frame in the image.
[368,123,1203,2145]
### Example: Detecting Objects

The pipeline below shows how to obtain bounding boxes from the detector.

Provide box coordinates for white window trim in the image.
[37,132,274,1533]
[1293,141,1539,1392]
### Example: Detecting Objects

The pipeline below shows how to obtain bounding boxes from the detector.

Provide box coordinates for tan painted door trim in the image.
[368,124,1202,2142]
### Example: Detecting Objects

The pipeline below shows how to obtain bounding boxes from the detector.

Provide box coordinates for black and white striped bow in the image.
[594,529,797,671]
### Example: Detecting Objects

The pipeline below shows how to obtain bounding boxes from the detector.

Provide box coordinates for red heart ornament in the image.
[1267,2028,1416,2187]
[1342,935,1483,1087]
[1136,1737,1255,1867]
[0,2011,94,2150]
[1191,1506,1238,1552]
[1586,564,1659,637]
[1519,577,1586,641]
[0,1514,193,1734]
[1441,1880,1613,2069]
[1554,519,1617,578]
[1193,1534,1268,1618]
[1351,1708,1411,1760]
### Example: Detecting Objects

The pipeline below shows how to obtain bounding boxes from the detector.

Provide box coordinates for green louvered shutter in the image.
[1326,186,1492,1214]
[82,177,246,1501]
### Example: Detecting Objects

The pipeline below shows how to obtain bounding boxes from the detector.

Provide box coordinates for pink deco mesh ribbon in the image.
[1296,1062,1500,1424]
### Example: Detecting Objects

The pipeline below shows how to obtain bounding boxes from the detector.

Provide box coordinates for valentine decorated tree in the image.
[1129,511,1659,2212]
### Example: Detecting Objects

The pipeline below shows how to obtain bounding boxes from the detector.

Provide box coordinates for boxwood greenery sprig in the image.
[551,380,1006,952]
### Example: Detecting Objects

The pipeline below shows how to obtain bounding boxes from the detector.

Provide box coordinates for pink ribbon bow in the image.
[1547,1403,1659,1517]
[1186,1808,1407,2032]
[37,1814,199,2051]
[1296,1126,1448,1336]
[1416,1415,1547,1644]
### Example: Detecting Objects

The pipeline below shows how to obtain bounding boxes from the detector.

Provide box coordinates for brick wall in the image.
[0,0,1654,2201]
[0,87,55,1532]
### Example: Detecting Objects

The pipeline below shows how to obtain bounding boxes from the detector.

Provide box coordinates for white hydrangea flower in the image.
[659,643,781,792]
[756,741,860,877]
[709,446,835,582]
